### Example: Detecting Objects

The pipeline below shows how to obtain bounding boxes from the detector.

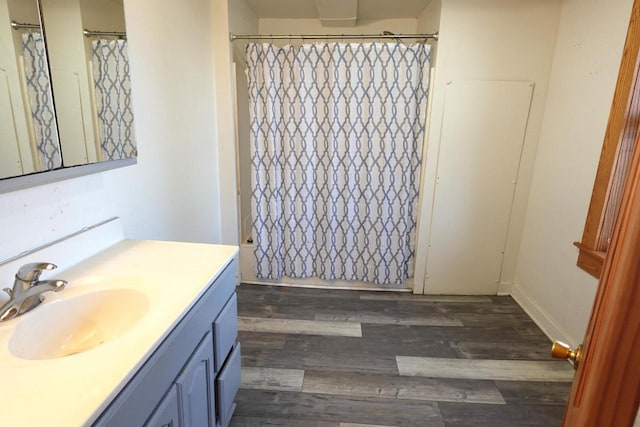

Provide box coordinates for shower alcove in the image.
[227,0,560,296]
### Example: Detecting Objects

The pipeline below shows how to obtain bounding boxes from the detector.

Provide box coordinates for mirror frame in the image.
[0,157,135,194]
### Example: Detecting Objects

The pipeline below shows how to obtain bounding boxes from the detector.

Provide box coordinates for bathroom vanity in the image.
[95,256,240,427]
[0,219,240,426]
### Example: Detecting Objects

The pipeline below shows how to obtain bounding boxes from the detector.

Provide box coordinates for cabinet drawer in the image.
[213,293,238,371]
[216,343,241,427]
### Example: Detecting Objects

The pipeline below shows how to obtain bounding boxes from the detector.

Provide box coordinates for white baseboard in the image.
[497,281,513,296]
[511,283,577,347]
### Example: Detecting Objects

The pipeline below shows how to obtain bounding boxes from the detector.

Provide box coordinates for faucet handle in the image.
[52,280,67,291]
[3,288,12,296]
[15,262,57,282]
[37,280,67,303]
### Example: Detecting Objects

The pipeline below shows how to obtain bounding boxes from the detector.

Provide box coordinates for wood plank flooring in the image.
[231,284,573,427]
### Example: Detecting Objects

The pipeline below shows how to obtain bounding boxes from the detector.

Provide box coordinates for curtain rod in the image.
[229,32,438,42]
[11,22,126,38]
[10,20,40,30]
[83,29,126,38]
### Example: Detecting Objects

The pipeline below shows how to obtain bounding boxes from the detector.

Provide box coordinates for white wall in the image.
[512,0,634,346]
[80,0,126,31]
[259,18,417,35]
[40,0,98,166]
[103,0,223,243]
[229,0,258,36]
[417,0,441,31]
[414,0,562,294]
[212,0,239,245]
[417,0,441,59]
[0,175,117,261]
[0,0,226,262]
[228,0,258,241]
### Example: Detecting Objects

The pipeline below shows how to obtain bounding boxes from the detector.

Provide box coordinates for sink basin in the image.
[8,289,148,360]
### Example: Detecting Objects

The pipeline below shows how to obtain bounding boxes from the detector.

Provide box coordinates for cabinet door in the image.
[145,384,181,427]
[177,332,216,427]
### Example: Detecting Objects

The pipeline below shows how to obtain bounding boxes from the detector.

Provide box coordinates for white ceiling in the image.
[245,0,432,20]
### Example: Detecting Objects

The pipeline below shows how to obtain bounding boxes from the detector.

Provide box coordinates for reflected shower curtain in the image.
[92,38,135,160]
[22,31,61,170]
[247,42,431,285]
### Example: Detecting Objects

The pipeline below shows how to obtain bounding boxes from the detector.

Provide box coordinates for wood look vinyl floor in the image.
[230,284,573,427]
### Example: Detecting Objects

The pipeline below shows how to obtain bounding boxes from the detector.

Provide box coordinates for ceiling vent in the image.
[315,0,357,27]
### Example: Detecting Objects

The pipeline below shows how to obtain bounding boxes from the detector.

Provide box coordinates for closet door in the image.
[425,80,534,294]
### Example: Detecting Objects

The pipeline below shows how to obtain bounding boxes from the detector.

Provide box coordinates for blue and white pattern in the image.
[247,42,430,285]
[21,31,61,170]
[92,38,136,160]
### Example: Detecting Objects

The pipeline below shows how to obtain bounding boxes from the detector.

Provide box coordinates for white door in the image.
[425,80,534,294]
[0,70,25,178]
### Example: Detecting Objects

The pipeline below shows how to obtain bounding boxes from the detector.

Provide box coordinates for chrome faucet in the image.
[0,262,67,322]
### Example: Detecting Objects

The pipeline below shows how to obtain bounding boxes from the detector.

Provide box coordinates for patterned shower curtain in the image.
[247,42,431,285]
[22,31,61,170]
[91,38,135,160]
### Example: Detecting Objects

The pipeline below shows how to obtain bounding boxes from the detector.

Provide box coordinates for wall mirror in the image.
[0,0,136,183]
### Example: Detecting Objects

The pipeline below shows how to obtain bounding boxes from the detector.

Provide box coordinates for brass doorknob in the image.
[551,340,583,369]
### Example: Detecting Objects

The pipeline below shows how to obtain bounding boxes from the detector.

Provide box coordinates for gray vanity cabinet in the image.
[94,259,240,427]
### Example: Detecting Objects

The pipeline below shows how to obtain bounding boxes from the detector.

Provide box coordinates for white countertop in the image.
[0,238,238,427]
